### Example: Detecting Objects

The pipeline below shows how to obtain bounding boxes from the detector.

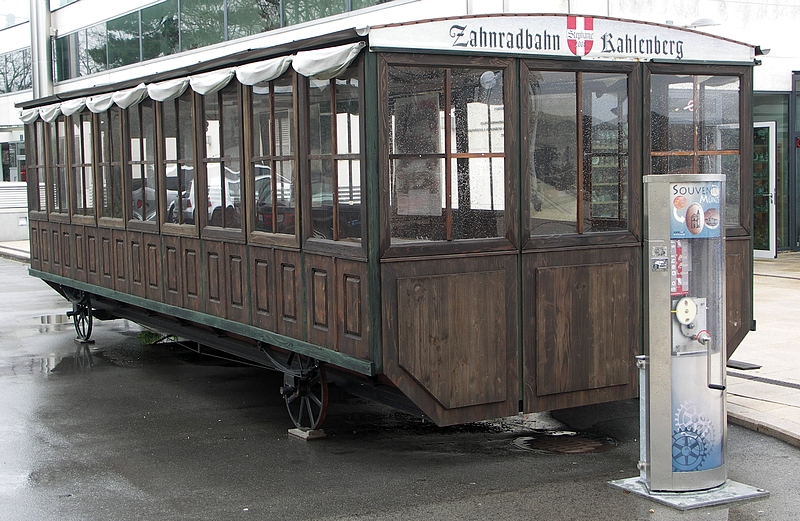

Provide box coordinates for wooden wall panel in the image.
[338,259,369,360]
[275,249,302,340]
[73,226,87,283]
[182,238,201,312]
[726,237,753,357]
[249,246,276,332]
[112,230,128,293]
[61,227,72,278]
[225,243,249,324]
[86,228,99,286]
[163,235,182,308]
[145,234,162,302]
[50,224,62,277]
[382,254,519,426]
[98,228,114,289]
[522,246,640,412]
[129,232,146,298]
[306,254,335,349]
[203,240,227,318]
[29,222,41,270]
[39,222,50,273]
[398,270,507,409]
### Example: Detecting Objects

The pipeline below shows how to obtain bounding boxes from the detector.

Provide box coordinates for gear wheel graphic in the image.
[674,401,715,442]
[672,427,710,472]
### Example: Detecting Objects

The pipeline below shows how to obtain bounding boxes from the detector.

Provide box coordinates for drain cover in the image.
[513,431,616,454]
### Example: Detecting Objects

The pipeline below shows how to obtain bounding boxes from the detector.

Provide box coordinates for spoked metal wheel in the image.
[280,354,328,430]
[72,296,93,342]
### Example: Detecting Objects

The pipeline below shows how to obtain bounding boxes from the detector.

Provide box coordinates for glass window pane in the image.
[181,0,224,51]
[274,77,294,156]
[227,0,279,38]
[450,69,504,155]
[309,80,332,156]
[54,33,78,82]
[107,12,140,68]
[311,159,334,239]
[699,154,740,226]
[351,0,393,9]
[337,159,361,241]
[141,0,179,61]
[336,76,360,154]
[651,75,694,153]
[451,157,505,239]
[530,70,577,235]
[81,24,107,76]
[391,158,446,241]
[252,86,272,157]
[699,76,740,151]
[284,0,346,26]
[584,72,628,232]
[389,67,444,155]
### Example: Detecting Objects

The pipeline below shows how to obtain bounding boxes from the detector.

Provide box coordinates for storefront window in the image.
[388,65,505,242]
[228,0,280,39]
[527,68,628,235]
[71,111,95,218]
[181,0,225,50]
[650,74,740,226]
[308,67,362,242]
[107,11,141,68]
[202,82,242,230]
[162,90,195,225]
[251,74,296,235]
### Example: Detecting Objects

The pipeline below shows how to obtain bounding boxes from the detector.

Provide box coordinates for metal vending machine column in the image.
[643,173,727,492]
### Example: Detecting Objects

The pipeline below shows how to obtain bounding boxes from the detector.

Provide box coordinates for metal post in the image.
[29,0,53,99]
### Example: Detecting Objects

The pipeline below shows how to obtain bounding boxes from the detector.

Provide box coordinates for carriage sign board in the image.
[369,15,756,63]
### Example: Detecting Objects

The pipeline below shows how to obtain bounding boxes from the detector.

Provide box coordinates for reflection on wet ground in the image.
[37,314,70,334]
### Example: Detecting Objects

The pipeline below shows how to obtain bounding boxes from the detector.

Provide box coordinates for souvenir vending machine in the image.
[642,174,727,492]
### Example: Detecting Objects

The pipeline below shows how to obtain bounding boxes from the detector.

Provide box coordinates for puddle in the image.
[513,431,617,454]
[37,314,72,334]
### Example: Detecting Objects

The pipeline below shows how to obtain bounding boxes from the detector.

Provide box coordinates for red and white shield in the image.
[567,16,594,56]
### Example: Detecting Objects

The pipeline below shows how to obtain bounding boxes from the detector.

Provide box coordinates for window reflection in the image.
[203,83,242,230]
[162,91,195,225]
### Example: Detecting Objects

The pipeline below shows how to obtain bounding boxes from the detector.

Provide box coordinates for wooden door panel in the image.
[306,254,335,349]
[98,228,114,289]
[182,238,201,312]
[129,232,146,298]
[275,249,302,340]
[50,225,62,277]
[145,234,162,302]
[112,230,128,293]
[86,229,99,286]
[250,246,276,332]
[337,259,369,360]
[73,226,87,282]
[226,243,249,324]
[726,237,752,357]
[29,222,41,270]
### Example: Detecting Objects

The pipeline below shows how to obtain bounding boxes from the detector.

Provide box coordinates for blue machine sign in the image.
[669,182,722,239]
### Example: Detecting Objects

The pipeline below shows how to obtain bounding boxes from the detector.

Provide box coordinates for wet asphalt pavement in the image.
[0,257,798,521]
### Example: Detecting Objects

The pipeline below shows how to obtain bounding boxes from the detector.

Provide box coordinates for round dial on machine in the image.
[675,297,698,325]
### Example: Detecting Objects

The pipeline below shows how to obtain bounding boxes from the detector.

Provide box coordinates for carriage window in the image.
[308,68,362,242]
[98,107,124,219]
[202,82,242,230]
[71,111,95,218]
[26,121,47,213]
[162,90,195,225]
[47,116,69,215]
[650,74,740,226]
[528,69,628,235]
[251,74,296,235]
[388,65,505,242]
[128,100,157,221]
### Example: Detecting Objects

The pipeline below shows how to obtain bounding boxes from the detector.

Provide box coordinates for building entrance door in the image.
[753,121,777,258]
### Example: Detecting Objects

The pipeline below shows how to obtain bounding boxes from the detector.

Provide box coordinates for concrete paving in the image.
[3,238,800,449]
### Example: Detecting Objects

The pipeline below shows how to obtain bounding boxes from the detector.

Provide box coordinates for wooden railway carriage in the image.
[22,13,757,429]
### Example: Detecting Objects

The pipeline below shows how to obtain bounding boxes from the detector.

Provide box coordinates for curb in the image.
[0,247,30,264]
[728,405,800,449]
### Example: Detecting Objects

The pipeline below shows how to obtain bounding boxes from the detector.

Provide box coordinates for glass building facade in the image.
[53,0,392,82]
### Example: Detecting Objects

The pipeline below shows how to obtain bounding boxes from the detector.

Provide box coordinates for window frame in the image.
[198,80,246,243]
[69,109,97,225]
[46,115,71,223]
[378,52,518,259]
[301,58,368,260]
[644,62,752,237]
[245,70,300,249]
[521,59,640,251]
[97,105,127,228]
[26,120,48,220]
[125,99,159,231]
[159,89,199,235]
